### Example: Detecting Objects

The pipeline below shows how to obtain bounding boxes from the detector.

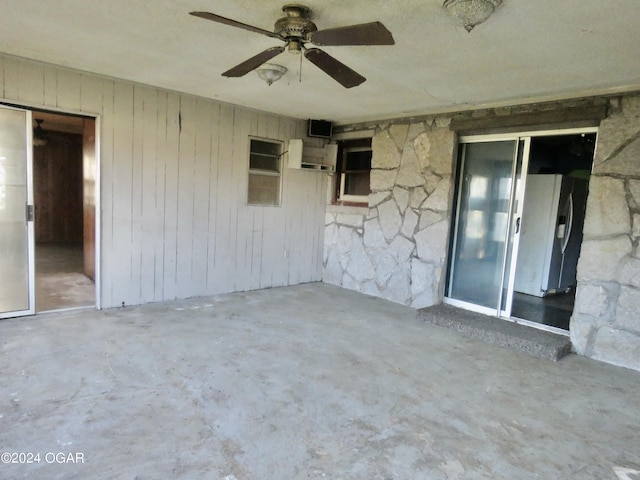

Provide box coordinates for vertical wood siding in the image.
[1,54,326,308]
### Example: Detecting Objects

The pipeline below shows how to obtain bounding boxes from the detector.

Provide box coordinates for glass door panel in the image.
[0,106,34,317]
[447,141,517,310]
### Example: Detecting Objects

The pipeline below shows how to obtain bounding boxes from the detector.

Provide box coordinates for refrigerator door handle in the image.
[561,194,573,253]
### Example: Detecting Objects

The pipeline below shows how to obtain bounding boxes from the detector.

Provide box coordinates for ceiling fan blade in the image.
[310,22,395,46]
[190,11,281,40]
[222,46,285,77]
[304,48,366,88]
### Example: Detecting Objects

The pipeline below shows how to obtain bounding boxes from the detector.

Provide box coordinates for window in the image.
[248,138,282,206]
[336,139,372,204]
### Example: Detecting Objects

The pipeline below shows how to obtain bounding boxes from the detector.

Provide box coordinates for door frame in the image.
[445,126,598,335]
[0,101,101,315]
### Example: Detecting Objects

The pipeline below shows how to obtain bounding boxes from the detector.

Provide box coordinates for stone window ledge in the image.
[326,204,369,216]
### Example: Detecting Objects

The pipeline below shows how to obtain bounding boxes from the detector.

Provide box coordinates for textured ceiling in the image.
[2,0,639,125]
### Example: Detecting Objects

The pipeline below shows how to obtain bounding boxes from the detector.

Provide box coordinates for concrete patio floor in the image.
[1,283,639,480]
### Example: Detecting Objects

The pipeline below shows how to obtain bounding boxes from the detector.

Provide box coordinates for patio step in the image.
[417,304,573,361]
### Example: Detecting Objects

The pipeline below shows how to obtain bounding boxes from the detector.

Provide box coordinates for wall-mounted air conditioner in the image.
[287,139,337,172]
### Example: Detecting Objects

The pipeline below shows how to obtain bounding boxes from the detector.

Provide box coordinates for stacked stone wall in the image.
[571,95,640,371]
[323,119,456,308]
[324,93,640,371]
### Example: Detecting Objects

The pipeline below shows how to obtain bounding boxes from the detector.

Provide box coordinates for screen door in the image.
[0,106,35,318]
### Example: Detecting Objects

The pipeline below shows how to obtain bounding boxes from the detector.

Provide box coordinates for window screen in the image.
[248,138,282,206]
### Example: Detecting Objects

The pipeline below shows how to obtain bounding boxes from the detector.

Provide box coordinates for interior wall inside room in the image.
[33,131,84,243]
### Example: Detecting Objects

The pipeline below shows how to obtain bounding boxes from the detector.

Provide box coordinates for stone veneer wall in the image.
[571,94,640,371]
[324,94,640,372]
[323,119,456,308]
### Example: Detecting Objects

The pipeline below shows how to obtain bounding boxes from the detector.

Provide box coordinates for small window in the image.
[248,138,282,206]
[336,139,372,204]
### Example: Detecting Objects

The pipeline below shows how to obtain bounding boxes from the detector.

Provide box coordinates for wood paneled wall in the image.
[1,54,326,308]
[83,118,96,280]
[33,131,83,243]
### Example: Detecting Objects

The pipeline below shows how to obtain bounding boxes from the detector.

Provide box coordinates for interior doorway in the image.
[445,129,596,333]
[511,133,595,330]
[32,110,96,312]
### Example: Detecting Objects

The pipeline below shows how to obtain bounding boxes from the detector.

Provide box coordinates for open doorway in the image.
[511,133,595,330]
[32,110,96,312]
[445,129,596,334]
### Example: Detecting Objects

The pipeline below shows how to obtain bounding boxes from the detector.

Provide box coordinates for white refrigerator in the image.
[514,174,588,297]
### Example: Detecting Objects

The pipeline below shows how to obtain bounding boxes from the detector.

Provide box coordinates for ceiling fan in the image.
[189,4,395,88]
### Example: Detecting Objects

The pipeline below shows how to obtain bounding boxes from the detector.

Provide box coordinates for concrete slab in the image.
[1,283,639,479]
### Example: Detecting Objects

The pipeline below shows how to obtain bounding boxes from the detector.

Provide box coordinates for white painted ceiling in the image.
[2,0,639,125]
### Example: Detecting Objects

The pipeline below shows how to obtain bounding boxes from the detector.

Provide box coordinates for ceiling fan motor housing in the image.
[275,4,317,44]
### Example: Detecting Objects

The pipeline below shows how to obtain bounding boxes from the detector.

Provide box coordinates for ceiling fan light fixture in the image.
[443,0,502,32]
[33,118,48,147]
[257,64,288,85]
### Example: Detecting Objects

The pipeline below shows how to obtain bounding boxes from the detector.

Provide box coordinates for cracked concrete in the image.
[1,283,639,479]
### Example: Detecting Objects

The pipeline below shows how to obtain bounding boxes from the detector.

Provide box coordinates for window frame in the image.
[336,139,372,205]
[247,137,283,207]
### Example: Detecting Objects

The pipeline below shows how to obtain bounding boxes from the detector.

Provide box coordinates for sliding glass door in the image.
[0,106,35,318]
[446,137,528,317]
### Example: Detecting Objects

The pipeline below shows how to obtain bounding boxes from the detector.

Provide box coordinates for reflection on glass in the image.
[448,141,516,309]
[0,108,29,313]
[0,162,6,211]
